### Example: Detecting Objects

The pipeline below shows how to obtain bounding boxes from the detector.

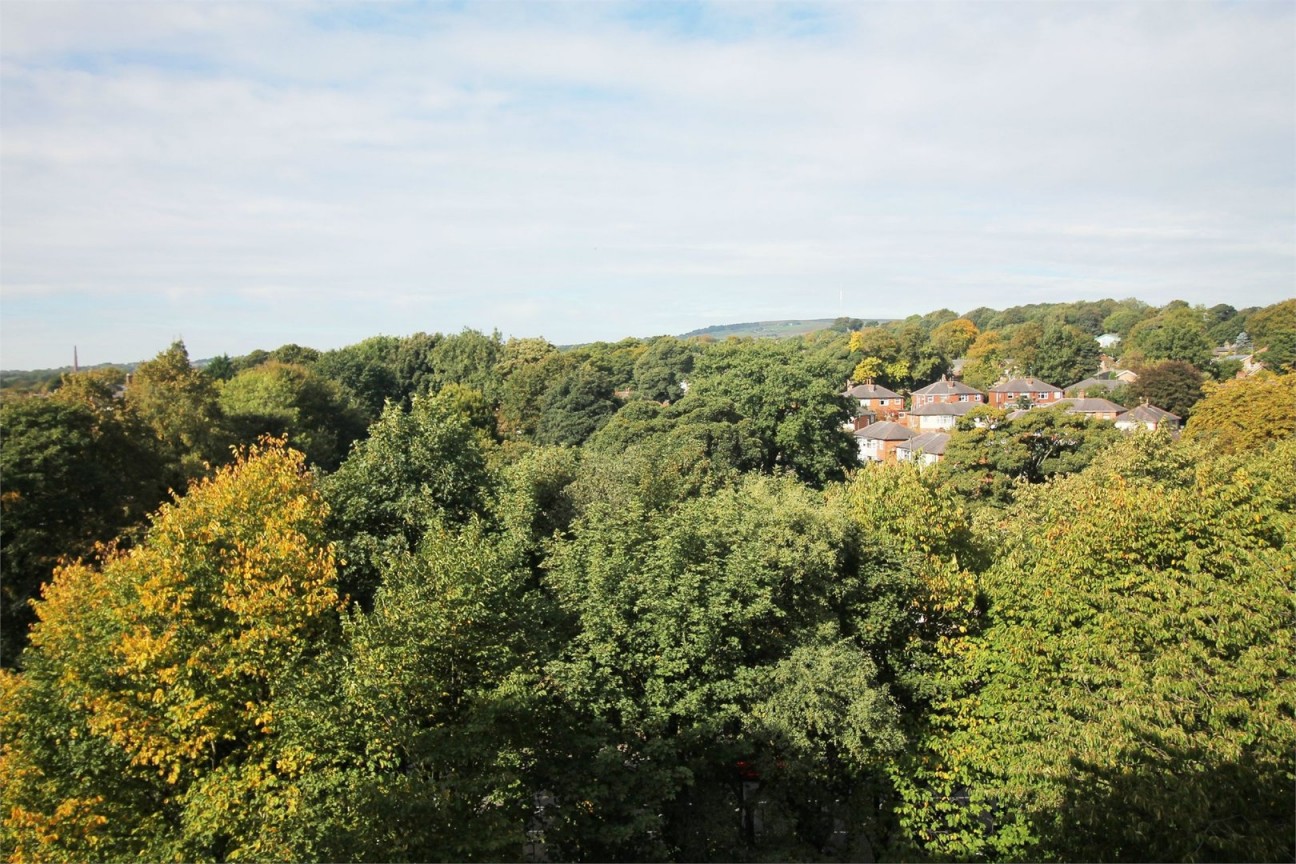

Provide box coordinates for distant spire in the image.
[73,346,79,373]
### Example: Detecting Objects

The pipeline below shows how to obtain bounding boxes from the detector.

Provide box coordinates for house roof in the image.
[1055,397,1125,415]
[991,376,1063,393]
[855,420,915,441]
[907,401,979,416]
[911,375,983,398]
[1119,403,1180,424]
[844,382,902,400]
[898,431,950,456]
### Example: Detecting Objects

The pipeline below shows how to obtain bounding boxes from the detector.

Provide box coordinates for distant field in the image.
[679,318,893,340]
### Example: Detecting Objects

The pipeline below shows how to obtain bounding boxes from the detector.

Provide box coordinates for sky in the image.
[2,0,1293,369]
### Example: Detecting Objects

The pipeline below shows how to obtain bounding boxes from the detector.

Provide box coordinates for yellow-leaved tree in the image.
[1,439,341,862]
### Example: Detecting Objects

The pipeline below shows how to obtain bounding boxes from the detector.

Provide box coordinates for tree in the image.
[315,336,404,421]
[632,336,695,403]
[900,436,1296,861]
[1247,298,1296,373]
[1030,323,1099,388]
[1128,360,1205,419]
[1102,300,1153,338]
[1,441,343,861]
[424,329,504,402]
[219,361,368,469]
[0,398,166,666]
[50,367,126,412]
[1126,303,1212,367]
[930,318,980,360]
[936,406,1122,504]
[1004,321,1044,375]
[495,337,567,439]
[321,393,492,605]
[317,520,555,861]
[201,353,236,382]
[124,341,227,483]
[569,338,645,391]
[539,475,917,861]
[1184,372,1296,453]
[534,367,618,446]
[688,340,856,486]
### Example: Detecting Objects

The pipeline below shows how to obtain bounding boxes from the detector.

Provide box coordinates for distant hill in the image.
[679,317,894,340]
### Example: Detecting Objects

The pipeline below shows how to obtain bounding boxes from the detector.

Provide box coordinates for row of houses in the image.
[846,374,1181,465]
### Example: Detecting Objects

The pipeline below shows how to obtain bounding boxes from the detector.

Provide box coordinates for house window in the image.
[1037,392,1047,399]
[959,395,968,402]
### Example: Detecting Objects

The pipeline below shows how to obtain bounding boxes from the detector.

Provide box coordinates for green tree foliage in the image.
[1203,303,1247,346]
[1128,359,1205,419]
[321,393,492,605]
[1101,299,1154,338]
[1125,303,1213,367]
[632,336,696,403]
[1003,321,1043,376]
[1,441,342,861]
[900,436,1296,861]
[50,367,126,411]
[201,353,236,382]
[568,338,645,391]
[315,336,404,421]
[1247,298,1296,372]
[0,398,166,666]
[836,464,984,708]
[495,337,567,439]
[124,341,227,483]
[534,367,619,446]
[313,521,555,861]
[219,362,367,469]
[1184,372,1296,453]
[540,475,918,861]
[579,395,766,514]
[1030,323,1099,387]
[937,406,1122,504]
[688,340,856,486]
[423,329,504,402]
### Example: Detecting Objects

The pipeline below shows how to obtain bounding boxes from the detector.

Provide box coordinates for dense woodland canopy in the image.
[1,297,1294,862]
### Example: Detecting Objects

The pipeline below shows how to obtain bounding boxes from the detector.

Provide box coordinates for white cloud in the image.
[2,0,1292,367]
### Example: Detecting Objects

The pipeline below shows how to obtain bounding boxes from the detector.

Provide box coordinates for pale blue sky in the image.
[2,0,1293,368]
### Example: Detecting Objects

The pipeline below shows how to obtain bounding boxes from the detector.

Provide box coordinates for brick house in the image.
[989,376,1064,409]
[905,401,980,432]
[910,375,985,406]
[896,431,951,466]
[844,381,904,421]
[855,420,914,463]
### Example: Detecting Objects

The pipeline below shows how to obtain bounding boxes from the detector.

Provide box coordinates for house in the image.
[905,401,980,432]
[910,375,985,406]
[855,420,914,463]
[1115,403,1182,432]
[1066,369,1138,396]
[1096,333,1122,349]
[843,380,904,420]
[989,376,1064,409]
[1053,397,1125,422]
[843,408,877,432]
[896,431,950,466]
